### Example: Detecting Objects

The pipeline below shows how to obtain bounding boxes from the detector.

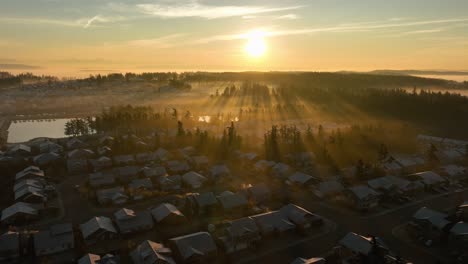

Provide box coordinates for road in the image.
[243,189,468,264]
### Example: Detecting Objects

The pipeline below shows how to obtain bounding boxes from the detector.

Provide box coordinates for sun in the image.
[245,30,267,58]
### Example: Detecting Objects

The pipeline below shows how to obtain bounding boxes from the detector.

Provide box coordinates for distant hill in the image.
[368,69,468,76]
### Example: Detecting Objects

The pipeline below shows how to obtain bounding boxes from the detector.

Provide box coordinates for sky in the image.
[1,0,468,76]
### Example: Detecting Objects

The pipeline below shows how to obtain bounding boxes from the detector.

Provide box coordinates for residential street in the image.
[241,189,468,264]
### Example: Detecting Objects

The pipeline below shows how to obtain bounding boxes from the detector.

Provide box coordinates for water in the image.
[7,119,71,143]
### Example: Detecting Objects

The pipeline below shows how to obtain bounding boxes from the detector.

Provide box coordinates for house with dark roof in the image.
[113,166,140,183]
[182,171,207,189]
[186,192,219,216]
[168,232,217,264]
[222,217,261,253]
[33,223,75,259]
[33,152,61,167]
[151,203,186,225]
[90,156,113,172]
[141,166,167,178]
[39,141,63,154]
[346,185,381,210]
[0,231,20,261]
[89,172,116,189]
[166,160,190,174]
[113,155,135,166]
[217,192,248,215]
[338,232,390,263]
[410,207,450,241]
[9,144,31,156]
[67,158,89,174]
[80,216,118,245]
[96,187,128,206]
[291,257,325,264]
[66,138,86,150]
[286,172,318,187]
[246,183,271,204]
[15,166,45,182]
[113,208,154,236]
[130,240,175,264]
[1,202,40,224]
[210,164,231,181]
[158,175,182,192]
[67,148,94,160]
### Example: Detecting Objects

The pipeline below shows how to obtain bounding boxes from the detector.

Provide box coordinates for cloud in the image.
[195,17,468,43]
[0,15,123,29]
[137,1,303,19]
[0,64,41,70]
[127,34,187,48]
[275,14,300,20]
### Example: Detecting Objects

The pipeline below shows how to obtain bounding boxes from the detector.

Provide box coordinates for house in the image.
[131,240,175,264]
[315,180,344,198]
[66,138,86,149]
[129,178,153,190]
[78,253,101,264]
[439,165,467,183]
[389,154,426,171]
[96,187,128,205]
[338,232,390,262]
[9,144,31,156]
[192,155,209,169]
[458,201,468,221]
[408,171,447,190]
[141,166,167,178]
[386,176,425,196]
[89,172,115,189]
[167,160,190,174]
[135,152,159,164]
[90,156,113,172]
[182,171,207,189]
[366,176,401,195]
[0,231,20,261]
[113,155,135,166]
[169,232,217,264]
[97,146,112,156]
[33,223,74,257]
[448,222,468,249]
[291,257,325,264]
[80,216,118,245]
[39,141,63,154]
[411,207,450,239]
[272,163,292,179]
[99,135,115,146]
[346,185,380,210]
[14,179,46,193]
[287,172,318,187]
[247,183,271,204]
[113,166,140,183]
[254,160,276,173]
[15,166,45,182]
[158,175,182,192]
[239,152,259,164]
[210,164,231,181]
[33,152,61,167]
[14,185,47,203]
[251,211,296,236]
[67,159,89,174]
[217,191,248,214]
[67,148,94,160]
[435,149,465,163]
[151,203,186,225]
[186,192,218,216]
[154,148,170,161]
[279,204,323,230]
[222,217,261,253]
[1,202,40,224]
[113,208,154,235]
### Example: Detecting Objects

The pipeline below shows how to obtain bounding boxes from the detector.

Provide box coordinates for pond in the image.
[7,119,72,143]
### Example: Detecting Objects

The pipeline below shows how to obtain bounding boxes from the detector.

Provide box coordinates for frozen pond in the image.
[7,119,71,143]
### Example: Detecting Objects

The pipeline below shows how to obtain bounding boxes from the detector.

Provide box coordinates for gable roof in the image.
[413,207,450,229]
[151,203,184,223]
[182,171,207,189]
[348,185,380,200]
[169,232,217,261]
[131,240,175,264]
[291,257,325,264]
[226,217,259,238]
[80,216,117,239]
[217,192,248,210]
[114,209,153,234]
[78,253,101,264]
[288,172,316,185]
[1,202,39,222]
[34,223,74,255]
[410,171,446,185]
[339,232,375,255]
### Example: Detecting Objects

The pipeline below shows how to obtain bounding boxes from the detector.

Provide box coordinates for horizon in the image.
[2,0,468,74]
